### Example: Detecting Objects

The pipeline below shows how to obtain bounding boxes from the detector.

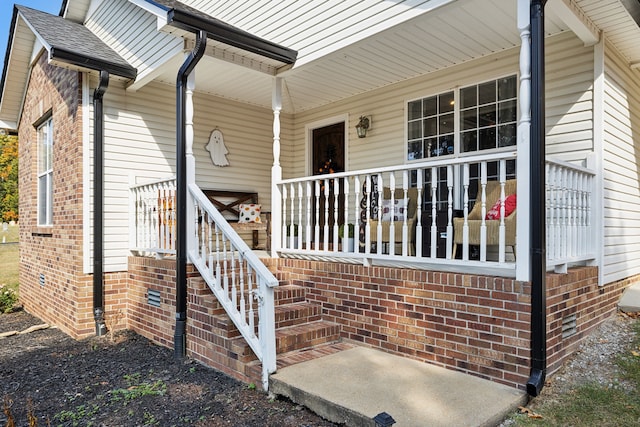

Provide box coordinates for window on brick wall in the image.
[37,115,53,226]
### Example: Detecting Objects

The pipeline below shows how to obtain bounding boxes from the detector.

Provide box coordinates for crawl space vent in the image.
[562,314,577,339]
[147,289,161,307]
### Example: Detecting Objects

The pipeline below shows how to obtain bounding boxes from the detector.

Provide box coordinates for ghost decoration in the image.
[205,129,230,167]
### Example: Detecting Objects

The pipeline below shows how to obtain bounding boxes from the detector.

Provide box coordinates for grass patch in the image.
[0,222,19,294]
[0,225,19,312]
[511,319,640,426]
[0,244,19,286]
[0,222,18,243]
[109,373,167,404]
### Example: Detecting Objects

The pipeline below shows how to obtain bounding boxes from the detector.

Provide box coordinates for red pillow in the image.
[485,194,517,220]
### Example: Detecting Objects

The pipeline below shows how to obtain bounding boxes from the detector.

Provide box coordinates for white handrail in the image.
[188,183,278,391]
[129,177,278,391]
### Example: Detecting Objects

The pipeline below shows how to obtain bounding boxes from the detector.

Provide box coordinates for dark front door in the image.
[312,122,345,247]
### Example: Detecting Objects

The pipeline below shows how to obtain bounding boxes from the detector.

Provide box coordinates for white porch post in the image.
[186,69,197,256]
[271,77,283,256]
[516,0,531,282]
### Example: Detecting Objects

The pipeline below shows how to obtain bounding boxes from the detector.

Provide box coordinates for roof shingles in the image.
[17,5,136,79]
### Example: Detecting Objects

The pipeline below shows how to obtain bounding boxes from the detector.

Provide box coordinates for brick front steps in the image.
[188,274,347,387]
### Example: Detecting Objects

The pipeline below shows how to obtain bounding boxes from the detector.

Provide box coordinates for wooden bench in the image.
[202,190,271,251]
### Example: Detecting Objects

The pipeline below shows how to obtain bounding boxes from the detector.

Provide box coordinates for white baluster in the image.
[402,171,409,257]
[298,182,304,251]
[248,266,255,335]
[323,178,330,251]
[315,180,321,251]
[446,165,453,259]
[239,254,246,322]
[416,169,423,258]
[389,173,396,256]
[290,183,296,249]
[355,176,362,254]
[462,164,470,261]
[282,185,288,249]
[376,174,383,255]
[365,175,372,254]
[306,181,312,251]
[480,162,487,262]
[343,177,351,253]
[498,160,506,263]
[333,178,339,253]
[430,168,437,259]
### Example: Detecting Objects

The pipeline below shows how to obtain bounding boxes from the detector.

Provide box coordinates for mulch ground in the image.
[0,309,339,427]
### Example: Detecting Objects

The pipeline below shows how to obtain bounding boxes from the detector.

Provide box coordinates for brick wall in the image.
[125,256,628,390]
[18,54,89,337]
[127,256,255,383]
[273,261,628,389]
[275,259,532,388]
[546,267,630,374]
[17,54,129,338]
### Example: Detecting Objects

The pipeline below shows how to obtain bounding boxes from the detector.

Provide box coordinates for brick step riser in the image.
[208,304,323,341]
[190,282,306,306]
[229,322,342,363]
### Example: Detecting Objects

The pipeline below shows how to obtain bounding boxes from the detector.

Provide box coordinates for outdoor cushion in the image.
[238,204,262,223]
[380,198,408,222]
[486,194,517,220]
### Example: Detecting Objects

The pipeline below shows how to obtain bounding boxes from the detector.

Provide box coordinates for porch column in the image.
[270,77,283,256]
[516,0,531,282]
[186,70,197,256]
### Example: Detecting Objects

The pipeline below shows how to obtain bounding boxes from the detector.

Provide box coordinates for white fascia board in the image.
[0,120,17,129]
[17,12,53,58]
[547,0,600,46]
[126,0,169,29]
[0,17,36,131]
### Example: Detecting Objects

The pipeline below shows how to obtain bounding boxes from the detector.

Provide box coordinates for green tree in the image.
[0,133,18,222]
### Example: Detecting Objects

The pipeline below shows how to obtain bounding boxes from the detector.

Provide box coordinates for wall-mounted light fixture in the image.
[355,115,371,138]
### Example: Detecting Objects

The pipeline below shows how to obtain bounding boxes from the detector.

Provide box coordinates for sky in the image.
[0,0,63,77]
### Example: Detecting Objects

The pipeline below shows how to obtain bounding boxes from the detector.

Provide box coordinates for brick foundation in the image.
[124,256,629,390]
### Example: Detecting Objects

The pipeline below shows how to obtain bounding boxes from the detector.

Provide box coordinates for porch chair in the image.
[368,187,419,256]
[452,179,517,259]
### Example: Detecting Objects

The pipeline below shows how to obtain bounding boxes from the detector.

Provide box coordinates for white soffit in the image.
[575,0,640,66]
[547,0,600,46]
[153,0,571,113]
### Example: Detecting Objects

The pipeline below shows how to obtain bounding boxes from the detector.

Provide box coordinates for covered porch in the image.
[123,0,611,395]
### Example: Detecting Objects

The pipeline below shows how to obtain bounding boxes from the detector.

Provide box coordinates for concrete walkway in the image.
[619,282,640,313]
[271,346,527,427]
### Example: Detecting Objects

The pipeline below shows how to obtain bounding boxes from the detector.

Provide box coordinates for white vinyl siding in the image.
[94,81,276,272]
[290,32,591,177]
[545,33,595,163]
[601,41,640,284]
[84,0,183,84]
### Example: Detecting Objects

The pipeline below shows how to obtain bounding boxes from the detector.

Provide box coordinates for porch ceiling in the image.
[147,0,640,114]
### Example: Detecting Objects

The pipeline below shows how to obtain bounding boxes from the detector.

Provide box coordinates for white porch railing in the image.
[130,177,177,257]
[545,158,596,273]
[275,151,596,276]
[276,152,519,274]
[129,177,278,391]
